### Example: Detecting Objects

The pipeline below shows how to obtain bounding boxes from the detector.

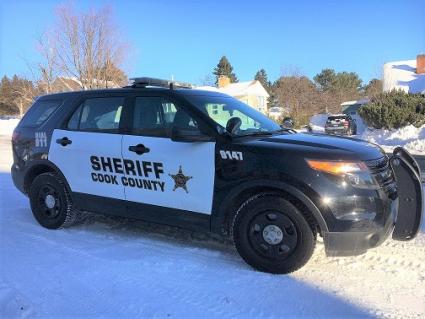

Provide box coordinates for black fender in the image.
[22,159,72,195]
[211,179,329,236]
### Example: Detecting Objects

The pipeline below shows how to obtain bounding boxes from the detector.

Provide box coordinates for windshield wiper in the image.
[238,131,273,137]
[272,128,297,134]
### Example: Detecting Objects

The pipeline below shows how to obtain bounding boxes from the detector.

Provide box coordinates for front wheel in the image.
[232,194,316,274]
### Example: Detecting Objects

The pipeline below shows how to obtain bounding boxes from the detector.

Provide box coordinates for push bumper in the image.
[323,147,423,256]
[323,199,397,256]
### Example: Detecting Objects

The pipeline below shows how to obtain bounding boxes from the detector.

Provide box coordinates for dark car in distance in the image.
[10,77,423,274]
[325,114,357,136]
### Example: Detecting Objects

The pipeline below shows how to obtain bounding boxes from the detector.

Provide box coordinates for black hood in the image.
[240,132,385,161]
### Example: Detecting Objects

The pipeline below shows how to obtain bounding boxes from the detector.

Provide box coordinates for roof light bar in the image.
[128,77,193,89]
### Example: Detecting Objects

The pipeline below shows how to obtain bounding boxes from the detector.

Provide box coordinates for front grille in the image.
[365,156,396,191]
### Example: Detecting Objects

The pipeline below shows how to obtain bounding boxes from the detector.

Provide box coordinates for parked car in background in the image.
[267,106,285,121]
[325,114,357,136]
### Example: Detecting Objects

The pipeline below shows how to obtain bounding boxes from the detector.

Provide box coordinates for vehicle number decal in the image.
[35,132,48,147]
[220,150,243,161]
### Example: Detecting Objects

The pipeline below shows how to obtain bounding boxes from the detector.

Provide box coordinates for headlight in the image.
[306,159,379,189]
[306,160,367,175]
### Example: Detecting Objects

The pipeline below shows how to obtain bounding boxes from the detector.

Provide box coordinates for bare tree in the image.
[35,31,60,94]
[12,78,36,116]
[274,71,322,126]
[35,4,128,91]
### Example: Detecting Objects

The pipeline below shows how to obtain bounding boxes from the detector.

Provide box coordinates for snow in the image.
[360,124,425,155]
[0,118,20,136]
[309,115,424,155]
[197,81,269,98]
[0,126,424,318]
[383,59,425,94]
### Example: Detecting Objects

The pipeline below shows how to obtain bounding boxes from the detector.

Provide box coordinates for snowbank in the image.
[309,114,424,155]
[0,118,20,135]
[360,125,425,155]
[309,113,328,132]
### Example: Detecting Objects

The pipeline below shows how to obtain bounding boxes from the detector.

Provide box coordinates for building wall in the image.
[234,94,268,114]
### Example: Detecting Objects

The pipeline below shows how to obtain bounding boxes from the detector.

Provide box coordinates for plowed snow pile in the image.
[1,126,424,318]
[360,124,425,155]
[309,115,425,155]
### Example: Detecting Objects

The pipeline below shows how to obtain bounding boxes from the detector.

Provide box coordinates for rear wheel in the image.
[232,194,316,274]
[29,172,79,229]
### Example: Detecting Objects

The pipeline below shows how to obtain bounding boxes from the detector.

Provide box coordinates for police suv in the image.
[11,77,423,274]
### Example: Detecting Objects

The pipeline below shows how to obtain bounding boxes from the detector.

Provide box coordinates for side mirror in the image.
[170,126,213,142]
[226,117,242,135]
[282,117,294,129]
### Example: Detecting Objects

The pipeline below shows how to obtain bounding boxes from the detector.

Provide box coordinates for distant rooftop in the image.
[383,58,425,94]
[197,80,269,98]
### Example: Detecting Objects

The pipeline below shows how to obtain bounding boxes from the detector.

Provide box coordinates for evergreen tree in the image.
[254,69,271,92]
[364,78,383,97]
[313,68,337,91]
[213,56,238,85]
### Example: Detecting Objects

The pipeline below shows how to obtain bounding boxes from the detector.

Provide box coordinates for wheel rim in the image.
[36,184,61,219]
[248,211,298,260]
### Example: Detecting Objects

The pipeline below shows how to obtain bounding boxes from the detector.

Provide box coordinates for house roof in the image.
[340,98,370,106]
[197,80,269,98]
[383,59,425,94]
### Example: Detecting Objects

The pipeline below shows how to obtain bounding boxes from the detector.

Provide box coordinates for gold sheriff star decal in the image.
[169,166,193,193]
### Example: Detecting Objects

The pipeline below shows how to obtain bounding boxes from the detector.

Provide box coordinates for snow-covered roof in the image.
[197,80,269,98]
[383,59,425,93]
[340,98,370,106]
[220,80,269,98]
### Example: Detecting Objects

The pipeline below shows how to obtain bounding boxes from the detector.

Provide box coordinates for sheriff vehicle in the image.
[11,77,423,274]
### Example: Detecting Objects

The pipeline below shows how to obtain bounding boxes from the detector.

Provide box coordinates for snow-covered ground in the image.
[309,114,425,155]
[0,122,424,318]
[0,118,19,136]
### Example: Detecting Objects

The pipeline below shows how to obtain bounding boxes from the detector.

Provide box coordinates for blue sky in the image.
[0,0,424,85]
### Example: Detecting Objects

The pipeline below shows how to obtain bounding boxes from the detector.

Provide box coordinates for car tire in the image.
[232,193,316,274]
[29,172,79,229]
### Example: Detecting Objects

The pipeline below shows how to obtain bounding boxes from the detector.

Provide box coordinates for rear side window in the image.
[67,97,124,132]
[19,99,63,127]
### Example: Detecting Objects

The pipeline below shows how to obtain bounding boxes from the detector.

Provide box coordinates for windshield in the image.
[185,95,281,136]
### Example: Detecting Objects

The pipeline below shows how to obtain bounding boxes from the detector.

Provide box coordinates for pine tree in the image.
[213,56,238,85]
[254,69,271,92]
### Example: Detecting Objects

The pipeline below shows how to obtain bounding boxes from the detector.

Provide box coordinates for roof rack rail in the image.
[126,77,193,89]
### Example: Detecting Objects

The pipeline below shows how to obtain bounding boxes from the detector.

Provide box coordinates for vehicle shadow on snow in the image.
[1,171,374,318]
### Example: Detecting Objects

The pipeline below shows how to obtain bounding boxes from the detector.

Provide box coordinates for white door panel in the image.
[121,136,215,214]
[49,129,125,200]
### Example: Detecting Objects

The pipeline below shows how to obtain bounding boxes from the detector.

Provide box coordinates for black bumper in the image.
[322,147,423,256]
[323,198,397,256]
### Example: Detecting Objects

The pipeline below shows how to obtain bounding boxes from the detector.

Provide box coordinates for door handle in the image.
[56,137,72,146]
[129,144,150,155]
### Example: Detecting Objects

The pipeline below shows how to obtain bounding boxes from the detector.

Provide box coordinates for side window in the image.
[161,100,198,129]
[133,97,166,137]
[19,99,63,127]
[132,97,199,137]
[67,97,124,132]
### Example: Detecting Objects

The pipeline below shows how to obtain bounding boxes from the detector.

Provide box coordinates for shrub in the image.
[358,90,425,129]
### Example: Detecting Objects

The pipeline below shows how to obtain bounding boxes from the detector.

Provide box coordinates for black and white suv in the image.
[11,77,423,274]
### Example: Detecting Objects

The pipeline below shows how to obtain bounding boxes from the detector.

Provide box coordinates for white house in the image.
[198,76,270,114]
[383,55,425,94]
